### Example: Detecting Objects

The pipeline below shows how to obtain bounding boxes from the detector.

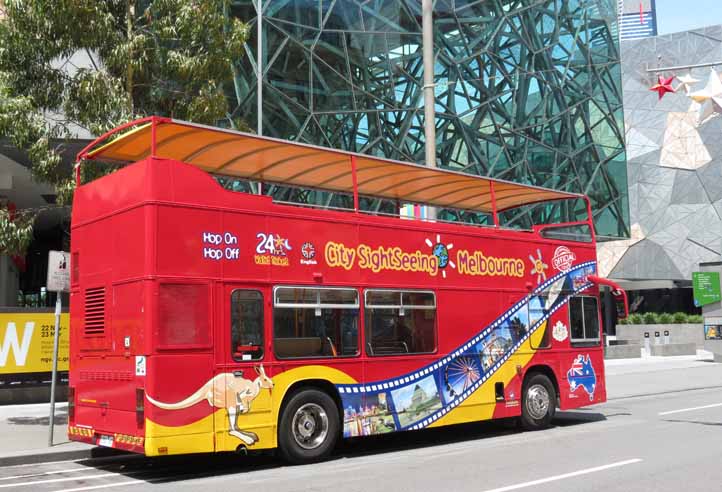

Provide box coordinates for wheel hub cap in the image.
[526,384,550,420]
[292,403,329,450]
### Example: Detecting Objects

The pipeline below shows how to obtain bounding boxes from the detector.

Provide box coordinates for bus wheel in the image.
[521,373,556,431]
[278,389,339,464]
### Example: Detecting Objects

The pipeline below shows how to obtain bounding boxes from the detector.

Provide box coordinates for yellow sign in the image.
[326,241,439,276]
[456,250,525,278]
[325,241,525,279]
[0,313,69,374]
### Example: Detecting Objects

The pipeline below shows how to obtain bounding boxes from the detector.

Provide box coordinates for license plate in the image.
[98,435,114,447]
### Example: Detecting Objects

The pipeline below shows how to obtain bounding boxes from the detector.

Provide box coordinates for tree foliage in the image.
[0,0,249,256]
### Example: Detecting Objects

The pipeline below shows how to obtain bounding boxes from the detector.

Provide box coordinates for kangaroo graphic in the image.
[146,365,273,446]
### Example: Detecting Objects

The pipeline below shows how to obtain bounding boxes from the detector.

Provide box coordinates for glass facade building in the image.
[229,0,629,239]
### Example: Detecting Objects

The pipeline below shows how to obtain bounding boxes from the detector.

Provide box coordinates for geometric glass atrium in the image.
[229,0,629,239]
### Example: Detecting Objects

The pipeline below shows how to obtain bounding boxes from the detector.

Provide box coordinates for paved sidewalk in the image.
[605,351,714,376]
[0,402,98,466]
[605,353,722,399]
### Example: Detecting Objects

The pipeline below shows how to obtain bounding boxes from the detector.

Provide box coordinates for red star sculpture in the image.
[650,75,676,100]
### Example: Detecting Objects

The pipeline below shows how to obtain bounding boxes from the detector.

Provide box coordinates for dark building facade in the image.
[229,0,630,239]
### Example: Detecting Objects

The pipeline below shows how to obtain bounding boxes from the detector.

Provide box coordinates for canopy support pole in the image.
[489,182,500,227]
[351,155,359,213]
[151,116,158,157]
[584,196,596,242]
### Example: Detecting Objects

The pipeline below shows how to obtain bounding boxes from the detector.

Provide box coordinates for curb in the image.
[0,446,128,467]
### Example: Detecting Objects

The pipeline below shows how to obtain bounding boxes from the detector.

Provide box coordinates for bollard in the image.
[664,330,670,345]
[644,332,650,355]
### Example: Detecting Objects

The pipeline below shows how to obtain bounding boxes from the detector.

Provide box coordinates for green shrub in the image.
[628,313,644,324]
[658,313,673,324]
[672,312,688,324]
[642,312,659,324]
[688,314,703,323]
[617,317,629,325]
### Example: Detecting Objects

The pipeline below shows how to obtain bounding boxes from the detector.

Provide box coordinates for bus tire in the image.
[521,373,556,431]
[278,388,339,464]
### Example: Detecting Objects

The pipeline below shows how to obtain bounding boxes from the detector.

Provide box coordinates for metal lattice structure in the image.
[228,0,629,238]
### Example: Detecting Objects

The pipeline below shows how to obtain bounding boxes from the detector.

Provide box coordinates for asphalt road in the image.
[2,360,722,492]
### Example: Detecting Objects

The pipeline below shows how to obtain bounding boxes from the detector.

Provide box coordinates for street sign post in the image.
[46,250,70,446]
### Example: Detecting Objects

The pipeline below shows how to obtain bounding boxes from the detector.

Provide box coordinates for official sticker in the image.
[552,246,576,272]
[135,356,146,376]
[552,320,568,342]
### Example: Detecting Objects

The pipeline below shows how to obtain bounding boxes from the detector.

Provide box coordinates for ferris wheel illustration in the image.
[444,356,481,399]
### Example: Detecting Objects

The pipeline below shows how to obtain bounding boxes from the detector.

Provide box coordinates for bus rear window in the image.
[157,283,210,348]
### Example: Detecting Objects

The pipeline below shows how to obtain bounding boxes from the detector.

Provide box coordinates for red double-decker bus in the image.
[67,117,628,463]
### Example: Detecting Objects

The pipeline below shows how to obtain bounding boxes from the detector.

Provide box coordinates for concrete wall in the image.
[616,323,705,348]
[650,343,696,356]
[605,344,642,359]
[0,387,66,405]
[705,340,722,362]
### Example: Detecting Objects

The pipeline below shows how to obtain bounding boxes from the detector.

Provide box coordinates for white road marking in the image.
[0,459,82,469]
[0,472,119,488]
[658,402,722,416]
[54,480,144,492]
[480,459,643,492]
[0,468,90,481]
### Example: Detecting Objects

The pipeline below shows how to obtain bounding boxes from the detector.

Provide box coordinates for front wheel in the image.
[278,389,339,464]
[521,373,556,431]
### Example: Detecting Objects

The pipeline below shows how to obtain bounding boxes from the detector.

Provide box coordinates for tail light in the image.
[136,388,145,427]
[68,387,75,421]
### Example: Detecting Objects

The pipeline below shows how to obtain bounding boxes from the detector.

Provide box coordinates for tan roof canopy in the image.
[79,118,581,214]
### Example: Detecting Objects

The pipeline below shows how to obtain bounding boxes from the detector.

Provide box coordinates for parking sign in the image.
[46,251,70,293]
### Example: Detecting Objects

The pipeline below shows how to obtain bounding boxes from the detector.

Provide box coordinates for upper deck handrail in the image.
[75,116,592,235]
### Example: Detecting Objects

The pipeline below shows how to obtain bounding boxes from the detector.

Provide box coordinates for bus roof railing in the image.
[75,116,587,224]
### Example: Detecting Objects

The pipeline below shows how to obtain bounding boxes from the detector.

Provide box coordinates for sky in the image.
[655,0,722,35]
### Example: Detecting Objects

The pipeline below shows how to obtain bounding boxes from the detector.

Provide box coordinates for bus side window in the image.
[569,296,600,345]
[364,290,436,356]
[231,290,264,361]
[273,287,359,359]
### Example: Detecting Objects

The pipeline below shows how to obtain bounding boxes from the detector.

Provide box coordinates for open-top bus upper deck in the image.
[75,116,591,229]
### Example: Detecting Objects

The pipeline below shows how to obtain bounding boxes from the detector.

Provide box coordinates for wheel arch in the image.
[277,378,343,427]
[523,364,560,402]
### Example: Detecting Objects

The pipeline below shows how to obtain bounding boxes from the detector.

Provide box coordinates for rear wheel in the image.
[521,373,556,430]
[278,389,339,464]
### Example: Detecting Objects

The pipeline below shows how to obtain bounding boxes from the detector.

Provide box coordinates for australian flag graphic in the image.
[567,354,597,401]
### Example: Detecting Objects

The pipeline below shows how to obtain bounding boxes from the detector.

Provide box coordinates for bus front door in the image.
[215,285,274,452]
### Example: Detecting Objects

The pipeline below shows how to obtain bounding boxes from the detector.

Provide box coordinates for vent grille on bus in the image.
[84,287,105,336]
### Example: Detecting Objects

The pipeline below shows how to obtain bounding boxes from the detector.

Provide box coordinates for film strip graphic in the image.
[338,261,597,433]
